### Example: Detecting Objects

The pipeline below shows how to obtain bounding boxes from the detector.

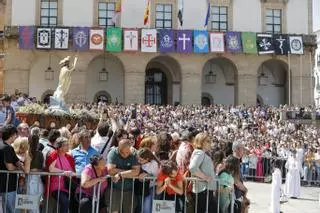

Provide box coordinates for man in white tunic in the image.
[284,150,303,198]
[270,159,282,213]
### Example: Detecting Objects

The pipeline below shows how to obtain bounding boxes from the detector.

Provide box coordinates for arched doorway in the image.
[41,89,54,104]
[145,56,181,105]
[145,69,167,105]
[94,91,112,104]
[257,59,288,106]
[86,54,124,103]
[201,92,214,106]
[202,57,238,105]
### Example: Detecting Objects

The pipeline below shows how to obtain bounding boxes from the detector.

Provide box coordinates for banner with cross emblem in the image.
[124,29,139,52]
[73,27,89,51]
[36,28,51,49]
[176,30,192,53]
[210,32,225,53]
[257,34,274,55]
[273,34,289,55]
[289,36,303,55]
[54,28,69,49]
[141,29,157,53]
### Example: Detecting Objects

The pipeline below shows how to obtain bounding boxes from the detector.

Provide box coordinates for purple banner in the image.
[73,27,89,51]
[159,29,175,53]
[19,26,34,49]
[225,32,242,53]
[177,30,193,53]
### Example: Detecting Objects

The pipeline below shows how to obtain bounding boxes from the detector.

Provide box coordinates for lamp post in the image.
[205,62,216,84]
[99,54,108,81]
[45,53,54,80]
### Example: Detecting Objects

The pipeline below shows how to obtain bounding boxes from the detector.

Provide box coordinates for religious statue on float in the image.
[50,55,78,112]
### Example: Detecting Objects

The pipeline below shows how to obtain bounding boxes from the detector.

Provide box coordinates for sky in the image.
[314,0,320,31]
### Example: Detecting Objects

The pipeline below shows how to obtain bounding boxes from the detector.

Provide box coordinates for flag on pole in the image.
[178,0,184,27]
[144,0,150,26]
[204,1,210,27]
[112,1,121,26]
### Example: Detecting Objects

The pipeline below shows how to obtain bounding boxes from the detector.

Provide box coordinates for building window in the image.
[40,0,58,26]
[211,6,228,32]
[266,9,282,33]
[98,2,115,27]
[155,4,172,29]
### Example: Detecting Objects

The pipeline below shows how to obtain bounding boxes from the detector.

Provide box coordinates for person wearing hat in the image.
[284,149,303,199]
[53,55,78,103]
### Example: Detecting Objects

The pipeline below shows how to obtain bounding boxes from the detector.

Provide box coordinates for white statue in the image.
[53,56,78,103]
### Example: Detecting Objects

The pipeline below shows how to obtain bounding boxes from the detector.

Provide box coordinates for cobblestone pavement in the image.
[246,182,320,213]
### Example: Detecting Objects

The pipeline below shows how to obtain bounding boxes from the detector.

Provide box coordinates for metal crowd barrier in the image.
[0,171,237,213]
[241,156,320,186]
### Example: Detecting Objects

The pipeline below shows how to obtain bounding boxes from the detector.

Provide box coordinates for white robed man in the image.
[270,159,283,213]
[284,149,303,199]
[53,56,78,103]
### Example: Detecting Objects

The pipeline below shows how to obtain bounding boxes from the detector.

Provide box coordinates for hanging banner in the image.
[89,29,104,50]
[225,32,242,53]
[106,27,122,52]
[123,29,139,51]
[19,26,34,49]
[289,36,303,55]
[54,28,69,49]
[193,30,209,53]
[73,27,89,51]
[141,29,157,53]
[257,34,274,55]
[159,29,175,53]
[36,28,51,49]
[241,32,257,54]
[152,200,175,213]
[210,32,224,53]
[273,34,289,55]
[176,30,192,53]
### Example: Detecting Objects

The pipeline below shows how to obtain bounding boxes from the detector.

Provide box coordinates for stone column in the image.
[120,54,149,104]
[180,57,203,105]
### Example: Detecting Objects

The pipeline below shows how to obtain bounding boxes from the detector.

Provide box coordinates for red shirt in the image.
[157,170,183,195]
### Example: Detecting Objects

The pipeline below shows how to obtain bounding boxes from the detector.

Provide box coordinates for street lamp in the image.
[205,62,216,84]
[99,68,108,81]
[45,53,54,80]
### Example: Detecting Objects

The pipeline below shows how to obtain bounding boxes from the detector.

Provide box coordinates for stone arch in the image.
[93,90,112,104]
[29,54,62,101]
[201,92,214,106]
[257,59,288,106]
[41,89,54,104]
[87,54,125,103]
[145,55,182,105]
[202,57,238,105]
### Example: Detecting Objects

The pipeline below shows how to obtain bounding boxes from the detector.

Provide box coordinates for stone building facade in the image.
[1,0,317,106]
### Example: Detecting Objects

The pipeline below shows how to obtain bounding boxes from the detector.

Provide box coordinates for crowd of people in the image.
[0,92,320,213]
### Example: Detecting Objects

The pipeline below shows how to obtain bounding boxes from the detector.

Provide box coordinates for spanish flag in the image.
[144,0,150,26]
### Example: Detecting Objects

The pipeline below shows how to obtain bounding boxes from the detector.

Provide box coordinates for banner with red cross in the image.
[141,29,157,53]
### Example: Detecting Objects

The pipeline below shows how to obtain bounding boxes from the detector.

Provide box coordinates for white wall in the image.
[63,0,93,26]
[287,0,308,34]
[11,0,36,25]
[257,68,285,106]
[202,64,234,105]
[183,0,207,30]
[121,0,145,28]
[314,0,320,31]
[233,0,261,32]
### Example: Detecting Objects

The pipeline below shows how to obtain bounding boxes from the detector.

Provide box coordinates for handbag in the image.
[58,157,79,192]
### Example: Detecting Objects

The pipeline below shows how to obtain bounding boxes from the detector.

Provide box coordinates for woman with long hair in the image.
[217,156,239,213]
[27,134,44,213]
